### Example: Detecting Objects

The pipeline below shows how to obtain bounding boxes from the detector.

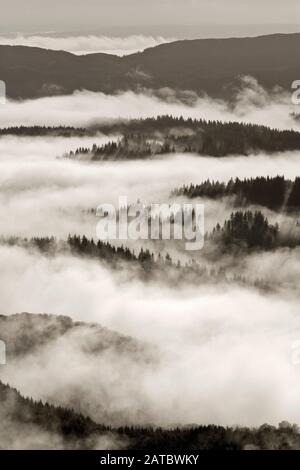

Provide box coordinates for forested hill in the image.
[3,117,300,158]
[0,125,92,137]
[172,176,300,211]
[1,380,300,450]
[0,33,300,99]
[0,312,147,360]
[62,117,300,159]
[0,381,107,449]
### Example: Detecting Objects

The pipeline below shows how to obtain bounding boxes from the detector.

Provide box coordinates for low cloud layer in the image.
[0,245,300,428]
[0,34,174,56]
[0,74,299,438]
[0,143,299,239]
[0,77,298,130]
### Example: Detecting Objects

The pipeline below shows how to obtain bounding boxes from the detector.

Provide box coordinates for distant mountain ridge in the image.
[0,33,299,99]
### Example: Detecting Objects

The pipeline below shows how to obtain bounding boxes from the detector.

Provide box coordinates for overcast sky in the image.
[0,0,300,36]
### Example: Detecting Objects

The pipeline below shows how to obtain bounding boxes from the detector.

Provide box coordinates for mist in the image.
[0,34,174,56]
[0,71,300,443]
[1,146,300,239]
[0,77,298,130]
[0,244,300,428]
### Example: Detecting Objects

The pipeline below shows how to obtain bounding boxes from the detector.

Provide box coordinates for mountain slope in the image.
[1,314,300,449]
[0,312,148,360]
[1,381,300,450]
[0,380,120,449]
[126,33,300,97]
[0,33,299,99]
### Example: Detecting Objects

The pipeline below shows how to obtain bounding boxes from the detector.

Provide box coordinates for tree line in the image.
[209,210,279,250]
[1,380,300,450]
[0,125,92,137]
[0,232,265,289]
[3,206,299,290]
[58,115,300,160]
[3,116,300,159]
[172,176,300,211]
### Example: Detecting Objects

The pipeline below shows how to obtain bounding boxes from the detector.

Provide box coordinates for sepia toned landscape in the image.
[0,0,300,453]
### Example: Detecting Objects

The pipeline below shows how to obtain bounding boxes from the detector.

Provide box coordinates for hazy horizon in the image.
[0,0,300,35]
[1,26,300,57]
[1,24,300,38]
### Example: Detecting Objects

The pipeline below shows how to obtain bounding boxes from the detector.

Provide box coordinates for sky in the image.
[0,0,299,36]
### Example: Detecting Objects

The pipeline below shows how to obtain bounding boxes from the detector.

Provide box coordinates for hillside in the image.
[0,381,111,449]
[172,176,300,211]
[1,380,300,450]
[63,117,300,159]
[0,33,299,99]
[0,313,147,360]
